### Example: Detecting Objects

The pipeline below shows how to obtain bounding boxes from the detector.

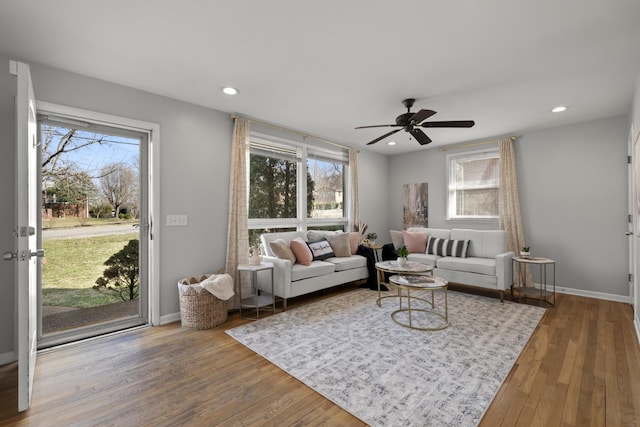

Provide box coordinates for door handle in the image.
[3,250,44,261]
[626,232,634,236]
[30,249,45,259]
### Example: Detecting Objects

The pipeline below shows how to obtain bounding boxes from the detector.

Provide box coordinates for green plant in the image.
[366,232,378,241]
[396,245,409,258]
[521,246,530,252]
[94,239,140,301]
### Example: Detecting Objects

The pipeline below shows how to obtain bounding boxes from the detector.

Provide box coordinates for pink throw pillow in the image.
[349,232,359,255]
[290,237,313,265]
[403,230,427,253]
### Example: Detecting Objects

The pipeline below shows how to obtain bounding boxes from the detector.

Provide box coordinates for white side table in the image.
[238,262,275,320]
[511,256,556,306]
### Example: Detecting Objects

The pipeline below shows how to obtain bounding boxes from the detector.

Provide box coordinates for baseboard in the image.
[635,314,640,347]
[160,312,181,325]
[554,285,632,304]
[0,351,16,365]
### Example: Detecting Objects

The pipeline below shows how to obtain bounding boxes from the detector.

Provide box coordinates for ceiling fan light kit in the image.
[356,98,475,146]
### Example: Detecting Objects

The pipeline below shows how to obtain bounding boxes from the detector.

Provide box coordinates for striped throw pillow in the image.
[427,237,470,258]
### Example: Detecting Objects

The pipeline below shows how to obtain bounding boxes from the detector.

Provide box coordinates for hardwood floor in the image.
[1,285,639,426]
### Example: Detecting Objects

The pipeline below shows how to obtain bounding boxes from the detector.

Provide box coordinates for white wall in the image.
[0,54,630,359]
[388,116,629,298]
[386,141,502,233]
[28,63,237,319]
[354,149,389,240]
[632,72,640,340]
[0,56,391,357]
[0,57,234,356]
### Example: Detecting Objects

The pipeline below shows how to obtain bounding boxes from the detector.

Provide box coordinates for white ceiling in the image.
[1,0,639,154]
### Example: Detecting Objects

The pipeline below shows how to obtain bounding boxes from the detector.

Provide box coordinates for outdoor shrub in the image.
[94,239,139,301]
[90,205,113,218]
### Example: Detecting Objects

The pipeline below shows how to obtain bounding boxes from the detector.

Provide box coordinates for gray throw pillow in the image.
[325,233,351,257]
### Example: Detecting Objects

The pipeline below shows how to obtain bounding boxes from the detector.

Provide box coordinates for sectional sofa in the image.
[256,226,514,309]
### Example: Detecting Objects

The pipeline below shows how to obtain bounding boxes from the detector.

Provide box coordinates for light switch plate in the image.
[167,214,188,226]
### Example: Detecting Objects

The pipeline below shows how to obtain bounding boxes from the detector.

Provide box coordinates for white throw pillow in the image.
[269,239,296,264]
[390,230,404,249]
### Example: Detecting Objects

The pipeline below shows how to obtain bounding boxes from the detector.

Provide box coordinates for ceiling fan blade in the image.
[420,120,475,128]
[355,124,401,129]
[409,109,436,124]
[410,128,432,145]
[366,129,402,145]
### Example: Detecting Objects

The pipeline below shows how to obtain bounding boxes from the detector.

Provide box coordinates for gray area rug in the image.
[226,288,545,426]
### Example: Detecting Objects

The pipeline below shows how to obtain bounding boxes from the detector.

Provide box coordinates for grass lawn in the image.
[42,232,138,308]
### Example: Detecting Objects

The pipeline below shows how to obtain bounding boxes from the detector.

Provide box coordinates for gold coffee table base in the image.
[390,288,449,331]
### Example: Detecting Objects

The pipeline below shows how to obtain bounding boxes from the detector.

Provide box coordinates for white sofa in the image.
[258,230,369,309]
[399,227,514,301]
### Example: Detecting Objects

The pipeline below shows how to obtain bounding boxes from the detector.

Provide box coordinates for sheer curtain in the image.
[498,137,531,286]
[225,117,250,309]
[349,148,359,231]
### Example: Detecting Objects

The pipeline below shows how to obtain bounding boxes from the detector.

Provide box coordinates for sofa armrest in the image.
[256,256,292,299]
[495,251,514,291]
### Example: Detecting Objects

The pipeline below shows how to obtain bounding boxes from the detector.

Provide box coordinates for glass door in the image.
[37,116,149,348]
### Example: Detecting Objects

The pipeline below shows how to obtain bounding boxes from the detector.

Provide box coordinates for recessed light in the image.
[387,141,396,146]
[551,106,567,113]
[222,86,239,95]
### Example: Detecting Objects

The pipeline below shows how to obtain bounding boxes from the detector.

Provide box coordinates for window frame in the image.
[247,132,349,234]
[445,147,500,222]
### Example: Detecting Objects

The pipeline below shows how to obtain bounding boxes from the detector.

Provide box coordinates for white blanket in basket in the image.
[178,273,234,300]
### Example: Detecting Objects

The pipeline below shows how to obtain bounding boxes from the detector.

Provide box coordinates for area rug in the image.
[226,288,545,426]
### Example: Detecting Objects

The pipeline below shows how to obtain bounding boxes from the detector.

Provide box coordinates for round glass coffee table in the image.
[388,274,449,331]
[374,261,433,307]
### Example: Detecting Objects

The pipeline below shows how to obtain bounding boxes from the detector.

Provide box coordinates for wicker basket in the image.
[178,274,228,330]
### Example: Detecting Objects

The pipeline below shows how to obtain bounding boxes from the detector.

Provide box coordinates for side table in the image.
[511,256,556,306]
[364,243,384,262]
[238,262,275,320]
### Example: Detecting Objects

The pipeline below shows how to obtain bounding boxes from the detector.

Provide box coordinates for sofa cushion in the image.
[290,237,313,265]
[291,260,336,281]
[269,239,296,264]
[307,239,335,260]
[450,229,506,258]
[427,237,470,258]
[403,230,428,253]
[436,256,496,276]
[407,252,441,266]
[325,233,351,257]
[326,254,367,271]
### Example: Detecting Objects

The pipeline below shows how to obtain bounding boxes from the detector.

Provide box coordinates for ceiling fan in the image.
[355,98,475,145]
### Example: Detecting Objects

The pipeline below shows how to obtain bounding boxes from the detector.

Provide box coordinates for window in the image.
[248,133,348,246]
[446,149,500,220]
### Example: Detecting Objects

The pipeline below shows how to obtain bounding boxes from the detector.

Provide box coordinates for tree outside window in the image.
[247,138,347,248]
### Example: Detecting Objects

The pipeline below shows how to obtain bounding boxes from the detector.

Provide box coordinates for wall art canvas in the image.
[403,182,428,228]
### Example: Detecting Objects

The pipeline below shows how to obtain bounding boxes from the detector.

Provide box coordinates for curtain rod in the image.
[439,136,518,152]
[230,114,354,151]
